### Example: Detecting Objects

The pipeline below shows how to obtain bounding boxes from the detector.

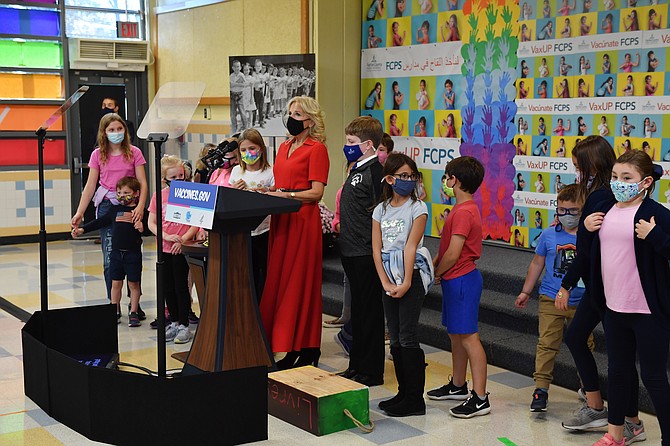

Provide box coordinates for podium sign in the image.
[166,180,218,229]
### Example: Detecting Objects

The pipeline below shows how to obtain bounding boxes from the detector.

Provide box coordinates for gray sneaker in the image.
[562,403,608,430]
[165,323,178,342]
[623,419,646,444]
[174,325,192,344]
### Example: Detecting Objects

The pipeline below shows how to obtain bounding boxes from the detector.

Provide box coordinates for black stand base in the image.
[22,305,268,445]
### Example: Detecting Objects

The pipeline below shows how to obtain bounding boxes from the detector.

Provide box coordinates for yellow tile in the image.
[4,293,68,309]
[71,265,104,276]
[0,427,64,445]
[0,170,69,182]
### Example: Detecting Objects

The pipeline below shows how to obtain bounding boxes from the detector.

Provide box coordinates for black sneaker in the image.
[188,311,199,324]
[449,390,491,418]
[426,377,469,401]
[530,388,548,412]
[129,304,147,321]
[128,312,141,327]
[150,316,171,329]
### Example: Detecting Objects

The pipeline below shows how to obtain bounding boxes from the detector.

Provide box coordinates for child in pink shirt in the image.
[585,150,670,446]
[148,155,199,344]
[71,113,148,311]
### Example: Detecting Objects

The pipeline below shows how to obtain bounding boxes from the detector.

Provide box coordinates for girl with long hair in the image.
[372,153,432,417]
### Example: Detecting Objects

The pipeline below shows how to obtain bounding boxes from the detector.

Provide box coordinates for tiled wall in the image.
[0,170,71,237]
[181,132,229,162]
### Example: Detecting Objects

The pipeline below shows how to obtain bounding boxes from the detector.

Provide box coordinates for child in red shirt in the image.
[428,156,490,419]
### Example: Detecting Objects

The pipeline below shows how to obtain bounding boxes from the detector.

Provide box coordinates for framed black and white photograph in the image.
[228,53,315,137]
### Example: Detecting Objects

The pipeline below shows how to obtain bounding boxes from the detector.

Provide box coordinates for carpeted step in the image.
[321,240,655,414]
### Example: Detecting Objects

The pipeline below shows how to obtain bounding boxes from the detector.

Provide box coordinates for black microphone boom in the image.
[201,139,239,170]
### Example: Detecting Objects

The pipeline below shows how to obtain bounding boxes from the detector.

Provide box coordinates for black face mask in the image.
[286,116,307,136]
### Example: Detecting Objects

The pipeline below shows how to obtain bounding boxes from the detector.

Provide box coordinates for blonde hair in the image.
[238,128,271,173]
[195,143,216,171]
[160,155,184,186]
[287,96,326,143]
[97,113,131,165]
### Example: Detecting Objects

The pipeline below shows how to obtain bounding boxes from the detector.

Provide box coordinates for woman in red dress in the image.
[262,96,330,369]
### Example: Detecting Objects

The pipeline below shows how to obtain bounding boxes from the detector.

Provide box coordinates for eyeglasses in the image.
[556,207,581,216]
[393,173,420,181]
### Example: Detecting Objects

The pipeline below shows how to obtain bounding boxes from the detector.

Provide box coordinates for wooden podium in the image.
[182,187,300,374]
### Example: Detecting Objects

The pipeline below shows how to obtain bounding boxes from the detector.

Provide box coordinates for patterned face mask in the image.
[610,179,647,202]
[117,193,138,206]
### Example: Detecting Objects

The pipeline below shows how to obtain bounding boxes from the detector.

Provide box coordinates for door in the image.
[67,71,148,226]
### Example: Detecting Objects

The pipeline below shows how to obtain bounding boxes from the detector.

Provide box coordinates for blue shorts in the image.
[109,249,142,283]
[441,269,483,334]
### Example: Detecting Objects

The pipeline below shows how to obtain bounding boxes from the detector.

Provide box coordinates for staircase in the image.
[322,237,657,414]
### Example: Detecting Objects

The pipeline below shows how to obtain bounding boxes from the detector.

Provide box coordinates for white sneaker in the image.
[165,322,178,342]
[174,325,192,344]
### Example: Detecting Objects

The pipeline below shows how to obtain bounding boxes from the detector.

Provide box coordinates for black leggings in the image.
[604,309,670,444]
[162,252,191,327]
[564,293,639,416]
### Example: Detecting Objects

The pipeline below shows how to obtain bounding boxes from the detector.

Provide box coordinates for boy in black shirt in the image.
[338,116,385,386]
[72,177,146,327]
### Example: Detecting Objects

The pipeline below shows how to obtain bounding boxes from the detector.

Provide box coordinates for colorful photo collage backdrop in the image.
[520,2,669,40]
[362,0,466,237]
[362,0,466,49]
[512,0,670,247]
[360,0,468,237]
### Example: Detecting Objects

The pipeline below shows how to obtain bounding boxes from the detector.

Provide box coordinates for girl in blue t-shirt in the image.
[365,82,382,110]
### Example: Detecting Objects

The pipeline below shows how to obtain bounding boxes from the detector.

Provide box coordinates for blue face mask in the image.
[392,178,416,197]
[343,141,372,163]
[343,143,364,162]
[106,131,124,144]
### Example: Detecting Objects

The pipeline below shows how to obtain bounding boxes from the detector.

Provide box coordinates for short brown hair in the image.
[444,156,485,194]
[116,176,140,192]
[557,183,581,205]
[345,116,383,148]
[380,133,394,152]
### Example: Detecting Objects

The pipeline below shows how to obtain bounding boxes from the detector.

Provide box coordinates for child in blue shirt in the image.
[515,184,593,412]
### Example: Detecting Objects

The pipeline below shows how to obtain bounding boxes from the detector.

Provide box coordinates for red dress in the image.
[260,137,330,352]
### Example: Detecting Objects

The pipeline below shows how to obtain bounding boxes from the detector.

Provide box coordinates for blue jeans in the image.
[97,199,114,300]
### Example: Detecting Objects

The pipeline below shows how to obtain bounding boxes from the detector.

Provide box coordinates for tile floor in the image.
[0,239,661,445]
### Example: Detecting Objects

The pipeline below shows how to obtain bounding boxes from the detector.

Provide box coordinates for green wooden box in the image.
[268,366,369,436]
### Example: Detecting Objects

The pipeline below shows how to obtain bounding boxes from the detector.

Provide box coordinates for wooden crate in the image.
[268,366,369,436]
